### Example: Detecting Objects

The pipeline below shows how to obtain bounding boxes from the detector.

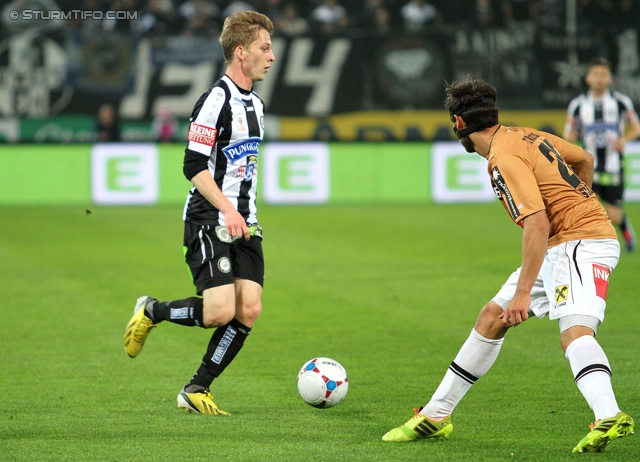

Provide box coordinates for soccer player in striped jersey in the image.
[123,10,275,415]
[383,78,634,453]
[564,57,640,252]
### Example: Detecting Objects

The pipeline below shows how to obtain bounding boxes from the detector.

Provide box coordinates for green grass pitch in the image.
[1,202,639,461]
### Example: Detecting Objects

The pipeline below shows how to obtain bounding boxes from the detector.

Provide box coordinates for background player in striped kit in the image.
[564,57,640,251]
[383,78,634,453]
[123,10,275,415]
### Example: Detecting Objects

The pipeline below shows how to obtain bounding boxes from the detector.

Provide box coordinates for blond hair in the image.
[219,11,274,65]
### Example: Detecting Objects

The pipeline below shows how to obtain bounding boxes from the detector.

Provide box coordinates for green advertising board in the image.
[2,142,639,206]
[0,144,190,205]
[1,142,434,205]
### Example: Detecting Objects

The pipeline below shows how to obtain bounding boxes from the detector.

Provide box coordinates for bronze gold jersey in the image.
[487,126,616,248]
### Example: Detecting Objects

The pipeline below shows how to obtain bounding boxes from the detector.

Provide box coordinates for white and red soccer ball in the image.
[297,357,348,408]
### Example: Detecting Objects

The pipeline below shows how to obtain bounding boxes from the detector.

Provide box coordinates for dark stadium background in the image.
[1,0,639,143]
[2,2,640,461]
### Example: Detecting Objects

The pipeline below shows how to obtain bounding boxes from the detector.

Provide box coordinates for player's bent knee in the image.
[475,301,509,339]
[248,302,262,320]
[477,301,503,324]
[236,301,262,327]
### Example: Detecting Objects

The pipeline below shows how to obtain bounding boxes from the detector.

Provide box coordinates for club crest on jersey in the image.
[188,123,217,146]
[236,162,257,180]
[222,137,261,163]
[235,115,247,132]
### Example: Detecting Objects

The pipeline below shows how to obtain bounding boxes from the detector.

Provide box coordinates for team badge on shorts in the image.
[555,285,569,303]
[218,257,231,273]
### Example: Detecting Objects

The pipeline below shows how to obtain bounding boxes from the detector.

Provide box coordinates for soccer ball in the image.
[297,357,348,408]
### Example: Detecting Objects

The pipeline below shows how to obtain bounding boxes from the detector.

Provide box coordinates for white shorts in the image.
[492,239,620,325]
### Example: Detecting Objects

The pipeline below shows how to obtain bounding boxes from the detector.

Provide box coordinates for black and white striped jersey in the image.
[182,75,265,226]
[565,90,639,175]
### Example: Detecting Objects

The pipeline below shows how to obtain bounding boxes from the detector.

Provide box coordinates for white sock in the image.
[565,335,620,421]
[421,329,504,420]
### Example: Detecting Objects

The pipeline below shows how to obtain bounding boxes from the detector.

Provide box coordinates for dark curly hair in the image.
[444,77,499,130]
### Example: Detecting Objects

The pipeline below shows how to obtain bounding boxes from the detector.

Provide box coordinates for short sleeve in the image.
[186,86,227,156]
[544,131,586,165]
[489,152,545,224]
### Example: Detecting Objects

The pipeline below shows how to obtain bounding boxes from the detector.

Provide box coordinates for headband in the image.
[449,97,495,139]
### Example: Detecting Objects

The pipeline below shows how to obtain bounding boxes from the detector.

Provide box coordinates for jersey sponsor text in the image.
[212,325,237,364]
[222,137,261,163]
[188,123,218,146]
[592,263,610,300]
[491,166,520,221]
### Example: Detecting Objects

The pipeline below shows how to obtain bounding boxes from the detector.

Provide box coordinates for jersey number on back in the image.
[538,140,594,199]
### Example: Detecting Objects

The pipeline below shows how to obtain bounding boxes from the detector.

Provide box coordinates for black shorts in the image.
[592,183,624,208]
[183,222,264,295]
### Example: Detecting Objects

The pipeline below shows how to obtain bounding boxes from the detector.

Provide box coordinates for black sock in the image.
[620,214,630,232]
[186,318,251,390]
[145,297,204,327]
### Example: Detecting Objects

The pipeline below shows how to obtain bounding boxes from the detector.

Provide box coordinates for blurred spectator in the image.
[222,1,255,19]
[617,0,640,30]
[589,0,616,27]
[64,0,102,31]
[501,0,537,28]
[136,0,180,36]
[179,0,220,36]
[400,0,440,33]
[361,0,391,35]
[96,104,121,142]
[2,0,64,33]
[263,0,283,22]
[102,0,140,33]
[475,0,496,28]
[536,0,564,32]
[577,0,598,32]
[275,3,309,36]
[152,106,178,142]
[437,0,474,27]
[311,0,349,34]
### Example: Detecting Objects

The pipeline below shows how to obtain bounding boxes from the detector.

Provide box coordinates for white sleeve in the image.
[615,92,639,124]
[187,86,226,156]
